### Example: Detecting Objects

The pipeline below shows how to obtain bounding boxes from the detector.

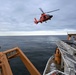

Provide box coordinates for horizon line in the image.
[0,31,67,36]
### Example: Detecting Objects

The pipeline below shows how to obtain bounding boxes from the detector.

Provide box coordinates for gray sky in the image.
[0,0,76,32]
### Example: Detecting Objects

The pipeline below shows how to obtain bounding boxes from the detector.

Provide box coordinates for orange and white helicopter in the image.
[34,8,59,24]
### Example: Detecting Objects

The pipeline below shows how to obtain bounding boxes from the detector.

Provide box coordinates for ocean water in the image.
[0,35,66,75]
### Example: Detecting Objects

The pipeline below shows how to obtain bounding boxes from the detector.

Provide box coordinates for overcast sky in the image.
[0,0,76,34]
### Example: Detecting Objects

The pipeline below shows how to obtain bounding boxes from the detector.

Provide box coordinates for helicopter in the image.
[34,8,59,24]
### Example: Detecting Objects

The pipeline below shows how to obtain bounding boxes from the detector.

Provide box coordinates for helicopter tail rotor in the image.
[34,18,38,24]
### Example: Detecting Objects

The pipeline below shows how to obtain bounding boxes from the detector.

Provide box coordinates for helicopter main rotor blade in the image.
[39,8,44,13]
[46,9,60,13]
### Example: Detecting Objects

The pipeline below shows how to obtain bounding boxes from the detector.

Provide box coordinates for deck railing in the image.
[46,70,68,75]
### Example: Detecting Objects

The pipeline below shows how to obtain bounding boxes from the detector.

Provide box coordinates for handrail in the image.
[0,47,41,75]
[68,68,76,73]
[46,70,68,75]
[43,55,54,75]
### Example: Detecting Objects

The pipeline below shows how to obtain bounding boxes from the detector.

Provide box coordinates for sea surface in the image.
[0,35,67,75]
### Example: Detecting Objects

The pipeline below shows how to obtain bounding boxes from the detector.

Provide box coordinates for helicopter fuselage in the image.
[34,14,53,24]
[39,14,53,23]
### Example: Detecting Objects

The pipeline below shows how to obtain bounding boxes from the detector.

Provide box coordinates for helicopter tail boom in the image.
[34,18,38,24]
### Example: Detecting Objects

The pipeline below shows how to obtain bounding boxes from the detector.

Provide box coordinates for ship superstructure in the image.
[43,33,76,75]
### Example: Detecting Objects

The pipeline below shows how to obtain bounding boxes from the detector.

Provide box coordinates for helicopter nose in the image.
[50,15,53,18]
